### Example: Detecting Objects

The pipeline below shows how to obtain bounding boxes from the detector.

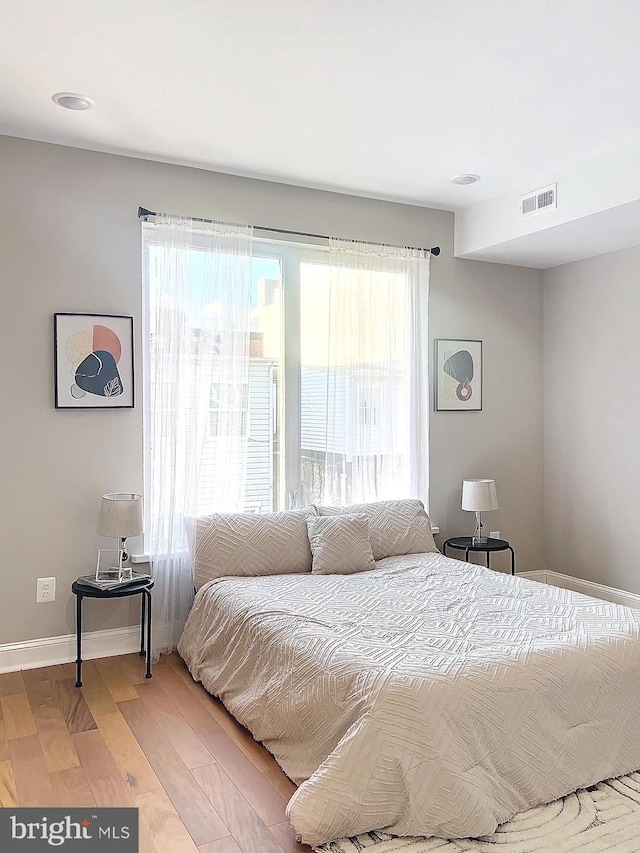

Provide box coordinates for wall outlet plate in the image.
[489,531,501,539]
[37,577,56,603]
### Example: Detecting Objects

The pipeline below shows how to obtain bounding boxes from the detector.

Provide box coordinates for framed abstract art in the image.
[434,338,482,411]
[54,313,134,409]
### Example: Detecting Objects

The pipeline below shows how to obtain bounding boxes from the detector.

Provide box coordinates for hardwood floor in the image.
[0,653,311,853]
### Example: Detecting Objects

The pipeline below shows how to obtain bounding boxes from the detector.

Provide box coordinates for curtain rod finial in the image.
[430,246,440,256]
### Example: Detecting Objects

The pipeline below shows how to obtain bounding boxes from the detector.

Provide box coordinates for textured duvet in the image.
[177,553,640,845]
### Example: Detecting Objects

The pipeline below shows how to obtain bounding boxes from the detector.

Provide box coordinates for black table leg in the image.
[509,546,515,575]
[465,547,470,562]
[75,592,83,688]
[144,589,152,679]
[487,552,491,569]
[140,592,146,656]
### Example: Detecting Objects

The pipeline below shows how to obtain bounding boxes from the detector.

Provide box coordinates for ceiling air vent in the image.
[521,183,557,217]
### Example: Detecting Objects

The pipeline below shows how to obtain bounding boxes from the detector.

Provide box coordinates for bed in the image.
[177,502,640,846]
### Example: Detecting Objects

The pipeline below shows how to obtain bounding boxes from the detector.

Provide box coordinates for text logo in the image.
[1,808,138,850]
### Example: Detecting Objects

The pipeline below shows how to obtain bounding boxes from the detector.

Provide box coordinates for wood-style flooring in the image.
[0,652,312,853]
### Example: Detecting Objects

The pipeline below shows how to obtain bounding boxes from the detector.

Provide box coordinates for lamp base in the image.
[472,513,487,545]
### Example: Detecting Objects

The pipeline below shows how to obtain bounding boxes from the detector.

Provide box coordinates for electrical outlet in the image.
[489,531,501,539]
[37,577,56,603]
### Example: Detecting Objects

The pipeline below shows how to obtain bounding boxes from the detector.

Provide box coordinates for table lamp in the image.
[97,493,143,579]
[461,479,498,544]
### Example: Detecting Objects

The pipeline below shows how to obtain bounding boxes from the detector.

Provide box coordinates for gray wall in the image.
[430,259,543,575]
[0,134,544,646]
[544,246,640,591]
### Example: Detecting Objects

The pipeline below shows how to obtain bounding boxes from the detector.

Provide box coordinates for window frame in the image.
[143,226,426,521]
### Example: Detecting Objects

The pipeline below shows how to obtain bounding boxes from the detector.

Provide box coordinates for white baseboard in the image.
[0,619,183,675]
[518,569,640,609]
[0,626,140,674]
[545,570,640,609]
[517,570,548,583]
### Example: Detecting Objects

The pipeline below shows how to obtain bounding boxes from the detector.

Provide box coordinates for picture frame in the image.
[434,339,482,411]
[54,313,134,409]
[95,548,129,582]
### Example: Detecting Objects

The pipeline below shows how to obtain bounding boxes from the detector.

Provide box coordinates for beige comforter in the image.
[177,553,640,845]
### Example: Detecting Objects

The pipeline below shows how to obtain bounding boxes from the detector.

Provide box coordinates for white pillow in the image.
[194,508,315,589]
[315,499,438,560]
[306,514,376,575]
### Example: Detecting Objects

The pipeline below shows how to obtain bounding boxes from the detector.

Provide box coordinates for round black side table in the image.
[71,577,155,687]
[443,537,515,575]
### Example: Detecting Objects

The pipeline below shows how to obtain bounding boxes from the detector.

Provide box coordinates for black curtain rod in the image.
[138,207,440,256]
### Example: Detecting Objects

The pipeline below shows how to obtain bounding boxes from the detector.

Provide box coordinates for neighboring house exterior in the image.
[200,358,403,513]
[152,275,405,514]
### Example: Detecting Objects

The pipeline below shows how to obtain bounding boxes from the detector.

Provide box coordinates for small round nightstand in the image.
[71,577,155,687]
[443,537,515,575]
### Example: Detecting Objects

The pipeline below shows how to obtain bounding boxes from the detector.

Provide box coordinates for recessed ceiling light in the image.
[451,174,481,185]
[52,92,95,111]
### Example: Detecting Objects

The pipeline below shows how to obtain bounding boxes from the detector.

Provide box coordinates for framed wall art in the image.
[54,313,134,409]
[434,339,482,411]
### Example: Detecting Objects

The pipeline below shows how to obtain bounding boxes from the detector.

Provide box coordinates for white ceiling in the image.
[2,0,640,267]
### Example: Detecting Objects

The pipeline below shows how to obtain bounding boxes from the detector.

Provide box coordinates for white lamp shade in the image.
[461,479,498,512]
[97,493,143,538]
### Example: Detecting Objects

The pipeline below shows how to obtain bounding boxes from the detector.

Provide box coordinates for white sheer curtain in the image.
[317,238,430,505]
[143,214,253,657]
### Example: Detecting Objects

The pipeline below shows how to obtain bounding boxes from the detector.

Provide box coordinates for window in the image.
[144,226,429,517]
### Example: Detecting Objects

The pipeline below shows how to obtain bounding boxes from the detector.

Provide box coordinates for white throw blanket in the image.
[177,554,640,845]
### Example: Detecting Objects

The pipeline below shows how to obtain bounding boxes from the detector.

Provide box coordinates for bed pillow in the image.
[315,499,438,560]
[194,508,315,589]
[306,514,376,575]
